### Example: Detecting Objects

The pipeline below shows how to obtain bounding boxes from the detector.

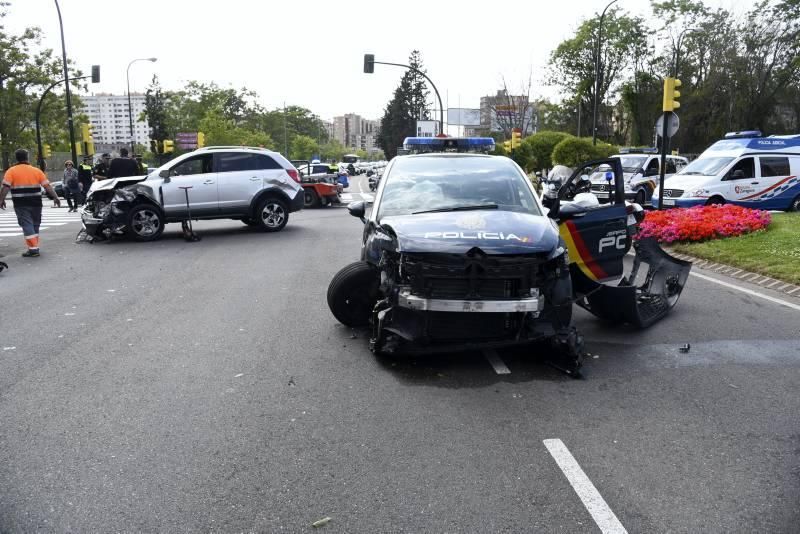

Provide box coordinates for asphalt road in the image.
[1,176,799,533]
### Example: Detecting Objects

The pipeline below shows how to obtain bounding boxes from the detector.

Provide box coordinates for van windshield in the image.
[678,157,734,176]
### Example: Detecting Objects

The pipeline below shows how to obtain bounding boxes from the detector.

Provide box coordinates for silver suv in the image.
[82,146,304,241]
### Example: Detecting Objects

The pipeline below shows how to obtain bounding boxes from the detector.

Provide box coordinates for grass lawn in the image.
[670,212,800,285]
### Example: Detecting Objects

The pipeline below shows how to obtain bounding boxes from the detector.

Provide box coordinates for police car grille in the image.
[591,184,610,192]
[427,277,519,299]
[427,312,516,341]
[663,189,684,198]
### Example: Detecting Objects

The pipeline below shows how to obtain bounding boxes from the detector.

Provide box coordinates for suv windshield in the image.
[377,156,540,219]
[678,157,734,176]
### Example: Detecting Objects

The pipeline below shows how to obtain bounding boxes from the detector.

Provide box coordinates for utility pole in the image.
[54,0,77,166]
[592,0,618,145]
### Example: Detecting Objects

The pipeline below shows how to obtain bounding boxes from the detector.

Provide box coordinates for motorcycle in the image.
[368,170,380,192]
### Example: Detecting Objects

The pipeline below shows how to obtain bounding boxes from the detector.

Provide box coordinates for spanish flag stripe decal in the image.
[565,220,609,280]
[559,224,596,280]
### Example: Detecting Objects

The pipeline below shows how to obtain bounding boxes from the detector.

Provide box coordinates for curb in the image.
[666,250,800,299]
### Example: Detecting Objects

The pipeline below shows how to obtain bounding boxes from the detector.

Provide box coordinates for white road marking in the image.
[690,271,800,312]
[483,348,511,374]
[543,439,628,534]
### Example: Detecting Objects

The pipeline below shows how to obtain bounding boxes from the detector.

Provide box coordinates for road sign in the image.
[656,112,679,138]
[176,132,198,150]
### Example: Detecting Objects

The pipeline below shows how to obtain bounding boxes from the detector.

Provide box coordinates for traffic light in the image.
[503,140,512,152]
[91,65,100,84]
[42,144,52,158]
[80,123,94,143]
[363,54,375,74]
[663,77,682,112]
[511,129,522,149]
[196,131,205,148]
[163,139,175,153]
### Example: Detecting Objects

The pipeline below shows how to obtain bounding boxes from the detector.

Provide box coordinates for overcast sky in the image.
[7,0,746,122]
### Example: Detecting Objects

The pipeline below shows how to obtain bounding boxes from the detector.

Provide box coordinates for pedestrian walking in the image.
[107,148,140,179]
[0,148,61,257]
[63,160,81,212]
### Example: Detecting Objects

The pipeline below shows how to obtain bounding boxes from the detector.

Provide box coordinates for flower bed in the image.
[637,204,772,243]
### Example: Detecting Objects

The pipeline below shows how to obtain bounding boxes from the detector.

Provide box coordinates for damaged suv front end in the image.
[80,176,162,242]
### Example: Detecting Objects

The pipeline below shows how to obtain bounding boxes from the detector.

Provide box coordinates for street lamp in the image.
[53,0,79,166]
[592,0,618,145]
[363,54,445,136]
[127,57,157,154]
[673,28,699,78]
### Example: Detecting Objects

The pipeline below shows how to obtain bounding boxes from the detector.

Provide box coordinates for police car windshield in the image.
[678,157,734,176]
[618,156,647,173]
[377,156,540,219]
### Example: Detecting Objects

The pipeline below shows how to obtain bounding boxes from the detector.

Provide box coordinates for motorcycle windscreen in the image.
[571,238,692,328]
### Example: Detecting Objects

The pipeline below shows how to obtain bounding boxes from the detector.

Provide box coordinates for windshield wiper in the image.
[413,204,499,215]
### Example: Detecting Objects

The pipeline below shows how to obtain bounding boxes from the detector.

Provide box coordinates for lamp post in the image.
[673,28,699,78]
[127,57,157,154]
[592,0,618,145]
[53,0,79,166]
[364,54,444,136]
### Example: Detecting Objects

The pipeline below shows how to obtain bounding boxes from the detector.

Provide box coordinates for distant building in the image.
[82,93,150,153]
[480,90,537,135]
[333,113,381,153]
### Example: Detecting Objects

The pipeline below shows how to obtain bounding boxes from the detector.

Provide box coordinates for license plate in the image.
[595,192,609,198]
[663,199,676,206]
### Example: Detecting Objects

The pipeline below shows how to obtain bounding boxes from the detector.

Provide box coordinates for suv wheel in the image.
[257,197,288,232]
[126,204,164,242]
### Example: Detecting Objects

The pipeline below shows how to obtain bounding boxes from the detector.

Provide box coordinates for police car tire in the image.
[706,196,725,206]
[327,261,379,327]
[789,195,800,212]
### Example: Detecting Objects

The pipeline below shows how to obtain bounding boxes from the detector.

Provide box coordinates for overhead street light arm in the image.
[592,0,618,145]
[369,59,445,136]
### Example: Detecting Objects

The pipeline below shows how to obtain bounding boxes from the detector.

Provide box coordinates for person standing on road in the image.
[0,148,61,257]
[78,156,94,201]
[93,153,111,181]
[107,148,140,179]
[63,160,81,212]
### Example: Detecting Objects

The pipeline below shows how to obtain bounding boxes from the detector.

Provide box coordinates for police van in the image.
[652,131,800,211]
[589,148,688,205]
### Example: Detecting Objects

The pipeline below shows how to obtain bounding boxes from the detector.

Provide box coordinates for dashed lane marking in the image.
[544,439,628,534]
[483,348,511,375]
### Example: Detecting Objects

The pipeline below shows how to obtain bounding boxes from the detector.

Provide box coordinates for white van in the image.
[653,131,800,211]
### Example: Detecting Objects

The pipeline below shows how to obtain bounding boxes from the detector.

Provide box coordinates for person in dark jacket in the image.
[63,160,81,212]
[93,153,111,180]
[78,156,94,202]
[107,148,140,179]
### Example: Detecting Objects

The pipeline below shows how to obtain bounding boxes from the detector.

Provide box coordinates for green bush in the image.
[517,130,573,172]
[551,137,618,167]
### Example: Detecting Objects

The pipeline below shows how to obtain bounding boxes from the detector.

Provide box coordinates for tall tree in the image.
[142,75,170,149]
[379,51,430,158]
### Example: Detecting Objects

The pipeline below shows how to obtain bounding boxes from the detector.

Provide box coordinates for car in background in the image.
[42,180,65,198]
[81,146,304,241]
[589,149,688,205]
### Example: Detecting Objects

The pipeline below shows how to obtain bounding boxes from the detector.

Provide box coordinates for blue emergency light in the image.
[402,136,496,153]
[724,130,762,139]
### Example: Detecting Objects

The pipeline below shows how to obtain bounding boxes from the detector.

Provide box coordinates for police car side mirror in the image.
[348,201,366,223]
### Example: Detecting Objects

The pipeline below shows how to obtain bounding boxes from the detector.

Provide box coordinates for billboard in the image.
[176,132,198,150]
[416,120,440,137]
[447,108,481,126]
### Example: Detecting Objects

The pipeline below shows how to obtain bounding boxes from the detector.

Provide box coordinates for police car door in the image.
[723,157,757,204]
[558,159,629,282]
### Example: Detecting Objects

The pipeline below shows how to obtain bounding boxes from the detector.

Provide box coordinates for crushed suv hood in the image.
[88,175,148,194]
[380,210,559,255]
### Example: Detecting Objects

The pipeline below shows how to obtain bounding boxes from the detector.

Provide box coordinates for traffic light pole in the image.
[658,111,670,210]
[373,60,444,136]
[54,0,78,168]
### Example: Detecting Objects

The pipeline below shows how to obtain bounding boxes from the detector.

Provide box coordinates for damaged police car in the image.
[327,137,691,375]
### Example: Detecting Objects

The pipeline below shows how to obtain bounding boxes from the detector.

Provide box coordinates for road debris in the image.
[288,376,296,387]
[679,343,691,353]
[312,517,331,528]
[234,373,244,378]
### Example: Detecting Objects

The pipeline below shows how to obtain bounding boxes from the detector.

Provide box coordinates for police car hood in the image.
[380,210,559,255]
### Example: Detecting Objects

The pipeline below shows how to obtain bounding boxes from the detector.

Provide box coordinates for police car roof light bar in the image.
[402,136,496,154]
[619,147,659,154]
[724,130,763,139]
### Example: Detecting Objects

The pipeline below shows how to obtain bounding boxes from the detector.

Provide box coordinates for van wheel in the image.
[789,195,800,212]
[706,196,725,206]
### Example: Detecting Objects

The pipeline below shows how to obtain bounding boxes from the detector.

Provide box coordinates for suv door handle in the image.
[750,182,759,185]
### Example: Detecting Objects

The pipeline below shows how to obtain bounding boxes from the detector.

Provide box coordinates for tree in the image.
[142,75,170,149]
[379,51,430,158]
[551,137,617,167]
[484,76,537,138]
[319,139,346,162]
[290,134,318,160]
[198,106,273,148]
[0,2,83,168]
[516,131,574,172]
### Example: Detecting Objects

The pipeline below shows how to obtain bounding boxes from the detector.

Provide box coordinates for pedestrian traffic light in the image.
[196,132,205,148]
[503,140,512,152]
[163,139,175,153]
[663,77,682,112]
[43,144,52,158]
[511,129,522,149]
[364,54,375,74]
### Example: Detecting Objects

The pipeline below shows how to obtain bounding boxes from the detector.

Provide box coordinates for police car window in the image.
[619,157,646,172]
[645,159,660,175]
[760,157,790,177]
[666,158,677,174]
[728,157,755,180]
[377,156,540,218]
[170,154,212,176]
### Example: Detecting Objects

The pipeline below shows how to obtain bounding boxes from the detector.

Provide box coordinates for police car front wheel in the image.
[790,194,800,212]
[327,261,379,327]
